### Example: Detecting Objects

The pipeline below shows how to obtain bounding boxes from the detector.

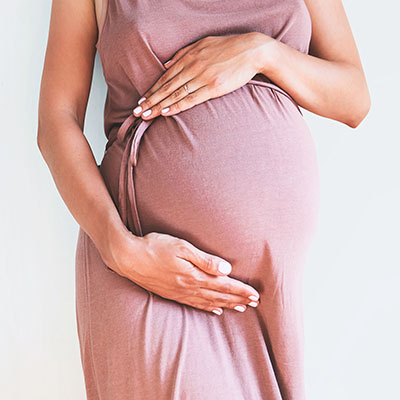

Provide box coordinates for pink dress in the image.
[75,0,320,398]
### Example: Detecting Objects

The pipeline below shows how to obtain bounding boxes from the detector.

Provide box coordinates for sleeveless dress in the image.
[75,0,320,399]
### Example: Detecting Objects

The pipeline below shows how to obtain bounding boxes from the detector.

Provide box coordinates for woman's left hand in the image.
[133,32,273,120]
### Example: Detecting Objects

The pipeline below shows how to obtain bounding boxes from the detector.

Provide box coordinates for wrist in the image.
[99,217,145,273]
[251,32,280,78]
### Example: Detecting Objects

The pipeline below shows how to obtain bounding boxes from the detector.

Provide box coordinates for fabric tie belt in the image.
[115,79,302,237]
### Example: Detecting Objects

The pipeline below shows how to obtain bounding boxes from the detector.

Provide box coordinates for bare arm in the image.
[256,0,371,128]
[37,0,137,271]
[37,0,261,314]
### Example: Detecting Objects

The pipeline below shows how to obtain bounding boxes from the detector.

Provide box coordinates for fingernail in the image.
[161,107,170,113]
[248,295,259,301]
[164,59,172,65]
[142,109,152,117]
[218,261,232,274]
[248,302,258,308]
[138,97,146,105]
[234,305,246,312]
[212,309,223,315]
[133,106,142,115]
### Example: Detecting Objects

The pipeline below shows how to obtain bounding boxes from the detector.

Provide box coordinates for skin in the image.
[136,0,370,127]
[37,0,370,316]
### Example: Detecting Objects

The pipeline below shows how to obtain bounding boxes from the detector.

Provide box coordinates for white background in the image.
[1,1,399,399]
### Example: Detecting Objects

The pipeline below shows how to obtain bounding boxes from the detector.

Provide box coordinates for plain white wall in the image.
[1,1,399,399]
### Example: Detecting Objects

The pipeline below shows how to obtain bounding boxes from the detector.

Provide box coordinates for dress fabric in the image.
[75,0,320,399]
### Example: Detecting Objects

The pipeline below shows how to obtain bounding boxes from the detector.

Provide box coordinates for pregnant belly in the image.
[100,82,320,284]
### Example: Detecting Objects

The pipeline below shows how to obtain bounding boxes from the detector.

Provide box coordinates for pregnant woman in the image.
[38,0,370,398]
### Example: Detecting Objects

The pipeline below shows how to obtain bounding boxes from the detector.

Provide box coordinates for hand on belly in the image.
[132,32,272,120]
[107,231,261,315]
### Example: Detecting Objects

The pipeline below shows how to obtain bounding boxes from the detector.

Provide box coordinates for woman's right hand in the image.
[106,231,260,315]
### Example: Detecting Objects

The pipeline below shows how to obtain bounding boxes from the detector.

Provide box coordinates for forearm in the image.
[254,33,370,128]
[37,111,140,268]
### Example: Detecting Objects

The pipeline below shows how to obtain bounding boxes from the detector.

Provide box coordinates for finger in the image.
[196,287,259,311]
[133,62,185,116]
[163,288,224,316]
[159,83,211,116]
[185,300,224,316]
[141,79,206,120]
[163,59,173,68]
[159,70,225,117]
[137,44,202,114]
[136,47,209,118]
[134,64,193,119]
[163,41,199,68]
[173,258,260,303]
[203,275,260,301]
[187,295,247,314]
[176,240,233,276]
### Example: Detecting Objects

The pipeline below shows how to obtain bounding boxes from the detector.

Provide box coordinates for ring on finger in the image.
[161,82,194,114]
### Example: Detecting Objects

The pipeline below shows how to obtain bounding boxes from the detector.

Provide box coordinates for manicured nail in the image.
[212,309,223,315]
[234,305,246,312]
[142,109,152,117]
[248,295,259,301]
[161,107,170,114]
[248,302,258,308]
[133,106,142,115]
[218,261,231,274]
[164,59,172,66]
[138,97,146,105]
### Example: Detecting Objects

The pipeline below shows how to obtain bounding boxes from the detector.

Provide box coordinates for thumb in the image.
[179,242,232,276]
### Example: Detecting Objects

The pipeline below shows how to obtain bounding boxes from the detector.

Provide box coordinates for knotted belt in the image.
[115,79,302,237]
